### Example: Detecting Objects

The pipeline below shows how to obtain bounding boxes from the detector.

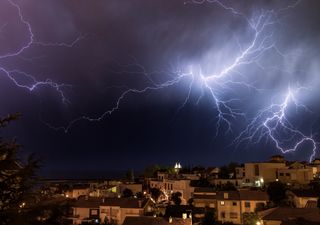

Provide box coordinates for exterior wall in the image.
[263,220,281,225]
[209,178,243,187]
[120,208,143,224]
[149,179,194,203]
[217,200,241,224]
[244,163,286,185]
[119,183,142,195]
[66,188,90,198]
[193,199,216,208]
[216,199,267,224]
[100,206,121,224]
[99,206,144,225]
[240,200,267,213]
[73,207,99,225]
[294,196,318,208]
[235,167,245,179]
[277,168,314,184]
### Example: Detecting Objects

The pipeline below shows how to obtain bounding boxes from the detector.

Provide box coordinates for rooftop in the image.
[262,208,320,222]
[123,216,192,225]
[100,198,150,208]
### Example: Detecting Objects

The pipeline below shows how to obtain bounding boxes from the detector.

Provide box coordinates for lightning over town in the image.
[1,1,320,224]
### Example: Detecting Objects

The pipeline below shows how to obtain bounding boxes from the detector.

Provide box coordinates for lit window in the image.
[220,201,225,206]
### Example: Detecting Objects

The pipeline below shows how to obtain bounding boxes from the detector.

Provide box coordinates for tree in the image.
[135,192,143,198]
[150,188,161,202]
[187,198,194,206]
[171,192,182,205]
[218,162,239,179]
[122,188,134,198]
[220,182,236,191]
[202,210,215,225]
[243,212,260,225]
[0,114,39,224]
[144,165,161,178]
[267,181,287,205]
[125,170,134,181]
[0,114,72,225]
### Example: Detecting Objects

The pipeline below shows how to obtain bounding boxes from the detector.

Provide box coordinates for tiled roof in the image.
[194,187,216,193]
[193,194,217,199]
[305,200,317,208]
[216,190,268,201]
[74,197,102,208]
[216,191,239,200]
[73,197,150,209]
[238,190,269,201]
[262,208,320,222]
[100,198,149,208]
[290,189,319,198]
[123,216,192,225]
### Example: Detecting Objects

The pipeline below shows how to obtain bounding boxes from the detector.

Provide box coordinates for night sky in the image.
[1,0,320,177]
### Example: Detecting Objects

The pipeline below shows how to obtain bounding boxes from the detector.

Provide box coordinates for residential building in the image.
[216,190,269,224]
[243,156,287,186]
[277,162,314,185]
[286,189,318,208]
[66,184,90,198]
[209,178,244,187]
[192,187,216,208]
[123,216,192,225]
[99,198,152,225]
[71,197,102,225]
[262,208,320,225]
[149,178,194,204]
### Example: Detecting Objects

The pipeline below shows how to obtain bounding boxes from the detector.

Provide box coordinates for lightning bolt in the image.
[44,0,302,137]
[0,0,83,103]
[233,87,317,162]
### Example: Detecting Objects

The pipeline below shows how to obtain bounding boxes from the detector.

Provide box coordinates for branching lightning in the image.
[233,87,317,162]
[3,0,317,160]
[0,0,83,103]
[46,0,286,133]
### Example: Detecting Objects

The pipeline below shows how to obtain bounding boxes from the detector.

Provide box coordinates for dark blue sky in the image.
[1,0,320,177]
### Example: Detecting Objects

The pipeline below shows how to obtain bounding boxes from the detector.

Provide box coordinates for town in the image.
[27,155,320,225]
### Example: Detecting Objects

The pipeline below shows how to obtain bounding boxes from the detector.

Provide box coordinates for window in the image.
[230,212,238,219]
[220,201,225,206]
[220,212,226,219]
[286,173,290,176]
[254,164,259,176]
[90,209,98,215]
[232,202,237,206]
[279,173,284,176]
[245,202,251,208]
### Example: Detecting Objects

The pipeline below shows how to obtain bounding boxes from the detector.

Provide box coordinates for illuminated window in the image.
[90,209,98,215]
[220,201,225,206]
